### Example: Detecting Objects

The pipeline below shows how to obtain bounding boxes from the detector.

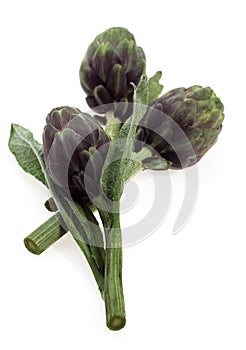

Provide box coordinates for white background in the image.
[1,0,246,349]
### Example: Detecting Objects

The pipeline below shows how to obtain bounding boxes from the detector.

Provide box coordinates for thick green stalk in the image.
[98,202,125,331]
[98,160,125,331]
[96,76,148,330]
[24,213,66,255]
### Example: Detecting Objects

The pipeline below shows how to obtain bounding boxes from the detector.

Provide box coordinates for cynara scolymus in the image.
[9,25,226,332]
[79,27,146,121]
[43,106,110,203]
[137,85,224,169]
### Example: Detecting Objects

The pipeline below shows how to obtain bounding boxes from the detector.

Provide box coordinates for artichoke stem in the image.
[24,202,97,255]
[24,213,67,255]
[99,203,126,331]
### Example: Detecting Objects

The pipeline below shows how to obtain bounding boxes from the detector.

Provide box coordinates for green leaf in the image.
[118,74,149,144]
[123,159,143,182]
[101,75,149,201]
[8,123,46,185]
[119,74,149,164]
[148,71,163,103]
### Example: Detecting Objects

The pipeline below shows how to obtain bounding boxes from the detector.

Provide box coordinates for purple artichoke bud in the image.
[138,86,224,169]
[43,106,110,202]
[79,27,146,121]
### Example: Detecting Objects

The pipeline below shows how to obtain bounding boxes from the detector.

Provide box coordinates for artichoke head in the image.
[79,27,146,121]
[138,85,224,169]
[43,106,110,202]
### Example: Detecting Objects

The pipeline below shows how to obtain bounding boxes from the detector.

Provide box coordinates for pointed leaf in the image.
[148,71,164,103]
[8,123,46,185]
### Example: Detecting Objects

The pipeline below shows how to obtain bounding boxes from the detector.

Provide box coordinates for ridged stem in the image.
[99,202,126,331]
[24,213,66,255]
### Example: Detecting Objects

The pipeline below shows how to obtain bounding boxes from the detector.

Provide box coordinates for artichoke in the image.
[43,106,110,202]
[138,85,224,169]
[79,27,146,121]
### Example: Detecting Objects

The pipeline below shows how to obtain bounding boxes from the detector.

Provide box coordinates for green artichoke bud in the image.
[137,85,224,169]
[79,27,146,121]
[43,106,110,202]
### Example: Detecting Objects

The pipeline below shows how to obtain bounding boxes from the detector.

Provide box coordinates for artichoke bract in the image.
[138,85,224,169]
[79,27,146,121]
[43,106,110,203]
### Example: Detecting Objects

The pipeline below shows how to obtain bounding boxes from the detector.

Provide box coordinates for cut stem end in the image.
[107,316,126,331]
[24,237,42,255]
